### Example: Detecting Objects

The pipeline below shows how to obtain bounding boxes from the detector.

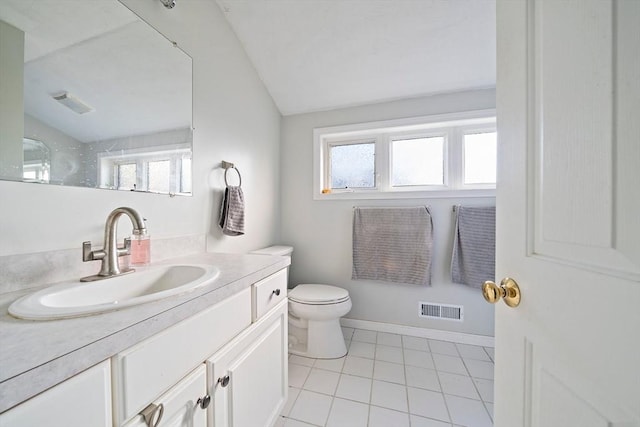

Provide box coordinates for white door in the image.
[495,0,640,426]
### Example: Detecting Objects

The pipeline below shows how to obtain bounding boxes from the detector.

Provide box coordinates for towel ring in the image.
[224,166,242,187]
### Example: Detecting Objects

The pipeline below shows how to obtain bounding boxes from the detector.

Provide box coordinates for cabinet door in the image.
[0,360,111,427]
[207,300,288,427]
[123,364,208,427]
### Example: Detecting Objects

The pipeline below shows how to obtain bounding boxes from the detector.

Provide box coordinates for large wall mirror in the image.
[0,0,193,195]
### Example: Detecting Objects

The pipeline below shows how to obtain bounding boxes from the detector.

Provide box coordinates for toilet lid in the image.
[289,284,350,304]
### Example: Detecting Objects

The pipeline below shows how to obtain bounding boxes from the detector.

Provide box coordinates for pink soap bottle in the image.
[130,225,150,266]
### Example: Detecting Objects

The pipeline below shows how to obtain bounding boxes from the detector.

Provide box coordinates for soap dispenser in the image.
[130,222,150,266]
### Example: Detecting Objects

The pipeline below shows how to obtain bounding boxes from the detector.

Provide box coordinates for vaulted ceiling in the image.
[216,0,496,116]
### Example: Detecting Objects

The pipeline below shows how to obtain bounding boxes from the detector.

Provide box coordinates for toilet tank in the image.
[250,245,293,259]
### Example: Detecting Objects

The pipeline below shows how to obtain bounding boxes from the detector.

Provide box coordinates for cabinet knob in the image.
[272,289,281,296]
[196,394,211,409]
[140,402,164,427]
[218,375,230,387]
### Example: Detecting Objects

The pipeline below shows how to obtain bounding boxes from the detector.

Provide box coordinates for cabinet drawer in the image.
[112,288,251,425]
[252,268,287,321]
[0,360,111,427]
[123,365,207,427]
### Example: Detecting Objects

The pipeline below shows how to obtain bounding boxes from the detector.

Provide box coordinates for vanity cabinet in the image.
[208,299,288,427]
[0,360,112,427]
[0,267,288,427]
[114,268,288,427]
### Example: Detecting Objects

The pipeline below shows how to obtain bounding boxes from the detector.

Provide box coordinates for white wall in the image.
[280,89,496,337]
[0,0,281,258]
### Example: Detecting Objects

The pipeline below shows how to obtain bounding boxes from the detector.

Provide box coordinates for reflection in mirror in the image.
[23,138,50,184]
[0,0,193,195]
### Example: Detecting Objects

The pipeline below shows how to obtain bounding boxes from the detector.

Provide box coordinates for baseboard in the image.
[340,318,494,348]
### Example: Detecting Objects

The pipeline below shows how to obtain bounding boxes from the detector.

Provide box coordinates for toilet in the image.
[250,246,352,359]
[288,283,352,359]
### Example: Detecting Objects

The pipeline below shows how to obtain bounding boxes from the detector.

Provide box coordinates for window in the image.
[328,140,376,189]
[463,131,497,185]
[117,163,137,190]
[99,145,192,195]
[391,135,445,187]
[313,110,496,199]
[147,159,171,193]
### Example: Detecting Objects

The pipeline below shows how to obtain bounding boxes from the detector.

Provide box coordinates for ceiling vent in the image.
[52,92,93,114]
[419,302,464,322]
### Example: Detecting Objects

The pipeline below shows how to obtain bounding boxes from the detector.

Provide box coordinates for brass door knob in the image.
[482,278,521,307]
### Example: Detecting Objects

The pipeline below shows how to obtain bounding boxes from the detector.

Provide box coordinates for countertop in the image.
[0,252,290,413]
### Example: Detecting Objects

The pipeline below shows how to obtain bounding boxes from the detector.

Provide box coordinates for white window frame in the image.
[388,129,450,191]
[313,109,496,200]
[324,137,379,191]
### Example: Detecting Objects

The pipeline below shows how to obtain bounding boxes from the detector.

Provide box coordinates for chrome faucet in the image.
[81,207,147,282]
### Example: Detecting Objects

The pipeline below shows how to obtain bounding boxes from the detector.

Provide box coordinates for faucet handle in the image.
[119,237,132,257]
[83,241,105,262]
[82,241,93,262]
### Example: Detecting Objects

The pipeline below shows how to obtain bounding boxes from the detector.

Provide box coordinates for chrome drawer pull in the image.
[140,402,164,427]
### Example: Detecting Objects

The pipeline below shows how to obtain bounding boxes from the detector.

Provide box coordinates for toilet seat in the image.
[289,284,350,305]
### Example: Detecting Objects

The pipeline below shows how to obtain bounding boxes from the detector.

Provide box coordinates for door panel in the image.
[530,0,640,279]
[496,0,640,426]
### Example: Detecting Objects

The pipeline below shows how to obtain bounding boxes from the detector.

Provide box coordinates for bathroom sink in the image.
[8,264,220,320]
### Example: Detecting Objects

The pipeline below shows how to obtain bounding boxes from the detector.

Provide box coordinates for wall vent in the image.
[419,302,464,322]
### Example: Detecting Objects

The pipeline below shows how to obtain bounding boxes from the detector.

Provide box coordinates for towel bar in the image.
[222,161,242,187]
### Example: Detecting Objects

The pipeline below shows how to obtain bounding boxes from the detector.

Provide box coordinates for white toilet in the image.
[288,284,352,359]
[250,246,352,359]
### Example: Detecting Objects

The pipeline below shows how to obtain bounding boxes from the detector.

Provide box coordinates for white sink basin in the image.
[9,264,220,320]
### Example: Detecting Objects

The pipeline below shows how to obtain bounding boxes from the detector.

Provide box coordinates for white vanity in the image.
[0,253,290,427]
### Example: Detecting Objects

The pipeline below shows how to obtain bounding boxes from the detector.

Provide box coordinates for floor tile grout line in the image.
[287,328,494,427]
[294,365,493,403]
[460,355,495,420]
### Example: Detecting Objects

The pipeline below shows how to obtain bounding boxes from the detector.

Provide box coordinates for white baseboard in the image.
[340,318,494,348]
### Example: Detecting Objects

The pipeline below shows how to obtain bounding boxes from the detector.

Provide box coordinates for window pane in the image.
[330,143,375,189]
[118,163,137,190]
[181,157,192,193]
[391,136,444,186]
[148,160,170,193]
[464,132,497,184]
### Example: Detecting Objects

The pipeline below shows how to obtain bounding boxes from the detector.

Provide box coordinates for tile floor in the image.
[276,328,494,427]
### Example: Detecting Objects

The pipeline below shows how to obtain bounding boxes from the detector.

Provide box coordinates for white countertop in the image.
[0,252,289,413]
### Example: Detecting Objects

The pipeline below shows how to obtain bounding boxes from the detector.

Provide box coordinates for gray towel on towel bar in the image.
[451,205,495,288]
[219,186,245,236]
[352,207,433,286]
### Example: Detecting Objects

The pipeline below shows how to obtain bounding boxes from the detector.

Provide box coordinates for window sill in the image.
[313,188,496,200]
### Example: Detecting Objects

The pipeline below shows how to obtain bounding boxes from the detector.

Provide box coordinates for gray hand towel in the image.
[451,205,495,288]
[352,206,433,286]
[219,186,245,236]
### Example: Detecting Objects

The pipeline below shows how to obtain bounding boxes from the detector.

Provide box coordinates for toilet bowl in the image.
[249,246,352,359]
[288,284,351,359]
